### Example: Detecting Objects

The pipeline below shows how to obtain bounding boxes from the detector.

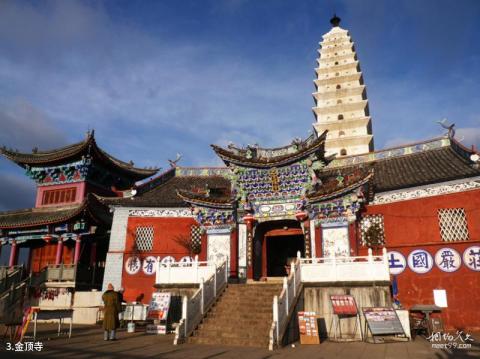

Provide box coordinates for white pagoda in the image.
[312,15,374,157]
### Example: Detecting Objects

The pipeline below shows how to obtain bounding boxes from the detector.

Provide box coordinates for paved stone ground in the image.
[0,324,479,358]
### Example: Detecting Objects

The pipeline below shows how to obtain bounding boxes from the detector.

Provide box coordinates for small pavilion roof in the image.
[98,167,231,208]
[211,131,328,168]
[0,131,158,181]
[0,194,111,229]
[308,166,374,202]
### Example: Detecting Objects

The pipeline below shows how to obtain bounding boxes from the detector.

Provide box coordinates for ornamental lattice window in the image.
[134,226,154,252]
[191,225,202,254]
[360,215,385,247]
[438,208,469,242]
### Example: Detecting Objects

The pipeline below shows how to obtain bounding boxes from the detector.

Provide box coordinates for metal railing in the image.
[174,259,228,345]
[299,248,389,283]
[269,253,302,350]
[0,277,29,324]
[0,266,24,294]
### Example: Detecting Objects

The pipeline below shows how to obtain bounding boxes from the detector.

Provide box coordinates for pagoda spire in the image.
[312,17,374,157]
[330,14,341,27]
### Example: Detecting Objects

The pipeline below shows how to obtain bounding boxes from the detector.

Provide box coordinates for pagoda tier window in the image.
[438,208,469,241]
[134,226,154,252]
[42,187,77,205]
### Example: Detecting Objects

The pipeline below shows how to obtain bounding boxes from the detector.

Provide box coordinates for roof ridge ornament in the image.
[436,118,455,139]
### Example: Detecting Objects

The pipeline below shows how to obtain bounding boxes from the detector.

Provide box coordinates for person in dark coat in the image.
[102,283,121,340]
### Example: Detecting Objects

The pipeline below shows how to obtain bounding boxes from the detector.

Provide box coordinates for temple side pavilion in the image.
[0,131,158,289]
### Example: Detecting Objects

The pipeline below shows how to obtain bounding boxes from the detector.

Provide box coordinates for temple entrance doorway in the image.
[266,234,304,277]
[253,220,304,280]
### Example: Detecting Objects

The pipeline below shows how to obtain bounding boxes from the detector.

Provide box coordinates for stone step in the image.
[189,284,278,349]
[202,317,271,327]
[189,335,269,347]
[208,307,272,316]
[198,322,271,333]
[217,293,280,302]
[194,327,270,339]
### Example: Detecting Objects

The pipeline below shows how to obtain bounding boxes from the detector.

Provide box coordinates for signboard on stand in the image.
[330,295,363,341]
[146,292,171,334]
[331,295,358,315]
[362,307,406,342]
[298,311,320,344]
[147,292,171,320]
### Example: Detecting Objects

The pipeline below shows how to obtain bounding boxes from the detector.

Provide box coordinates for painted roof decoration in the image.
[0,130,159,181]
[211,131,329,168]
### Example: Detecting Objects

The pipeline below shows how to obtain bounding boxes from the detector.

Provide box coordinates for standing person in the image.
[102,283,121,341]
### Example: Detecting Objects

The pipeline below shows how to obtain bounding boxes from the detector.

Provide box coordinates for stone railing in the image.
[300,248,390,283]
[30,264,77,287]
[269,256,302,350]
[155,257,218,285]
[173,260,228,345]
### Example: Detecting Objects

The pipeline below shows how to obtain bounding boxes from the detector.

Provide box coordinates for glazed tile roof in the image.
[99,137,480,209]
[211,131,328,168]
[0,131,158,181]
[99,168,231,208]
[176,189,233,209]
[0,194,111,229]
[308,167,374,202]
[323,138,480,192]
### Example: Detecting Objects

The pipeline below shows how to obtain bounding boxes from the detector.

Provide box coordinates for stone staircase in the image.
[189,283,282,347]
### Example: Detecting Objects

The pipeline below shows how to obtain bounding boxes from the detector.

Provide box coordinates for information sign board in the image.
[330,295,358,315]
[298,311,320,345]
[147,292,171,321]
[362,307,405,336]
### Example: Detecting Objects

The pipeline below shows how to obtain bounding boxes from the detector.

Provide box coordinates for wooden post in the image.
[8,240,17,267]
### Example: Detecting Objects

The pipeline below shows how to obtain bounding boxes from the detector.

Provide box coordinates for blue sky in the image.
[1,0,480,210]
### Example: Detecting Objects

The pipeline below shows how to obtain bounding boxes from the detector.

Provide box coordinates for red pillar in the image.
[9,240,17,267]
[73,236,82,265]
[230,228,238,278]
[315,226,322,257]
[55,238,64,265]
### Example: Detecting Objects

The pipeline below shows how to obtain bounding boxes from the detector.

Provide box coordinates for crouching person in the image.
[102,283,121,340]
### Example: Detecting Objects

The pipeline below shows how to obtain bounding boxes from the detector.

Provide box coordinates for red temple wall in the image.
[360,189,480,330]
[121,216,200,303]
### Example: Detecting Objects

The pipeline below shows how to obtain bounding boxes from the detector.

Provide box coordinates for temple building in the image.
[98,16,480,335]
[0,130,158,289]
[1,15,479,342]
[313,15,374,156]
